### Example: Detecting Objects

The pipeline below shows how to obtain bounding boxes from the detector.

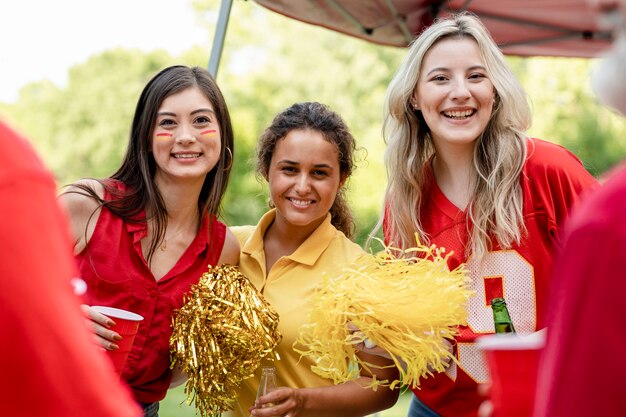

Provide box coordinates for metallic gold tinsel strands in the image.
[170,265,281,417]
[295,238,474,390]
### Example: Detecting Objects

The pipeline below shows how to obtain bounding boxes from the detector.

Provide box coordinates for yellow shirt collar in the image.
[241,208,336,266]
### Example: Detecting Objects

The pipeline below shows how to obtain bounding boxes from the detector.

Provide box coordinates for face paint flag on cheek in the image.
[155,132,173,139]
[200,129,218,140]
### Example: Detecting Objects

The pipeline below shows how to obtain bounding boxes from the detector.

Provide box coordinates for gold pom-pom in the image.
[170,264,281,417]
[295,240,473,390]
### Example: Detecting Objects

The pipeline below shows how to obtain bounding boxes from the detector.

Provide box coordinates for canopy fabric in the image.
[251,0,612,58]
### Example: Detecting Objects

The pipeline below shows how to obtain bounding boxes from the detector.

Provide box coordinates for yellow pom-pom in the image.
[170,264,281,417]
[295,240,473,390]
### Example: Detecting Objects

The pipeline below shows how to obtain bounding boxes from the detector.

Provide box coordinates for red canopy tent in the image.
[208,0,613,76]
[251,0,612,57]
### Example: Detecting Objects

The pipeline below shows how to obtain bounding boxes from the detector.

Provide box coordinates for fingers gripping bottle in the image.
[256,366,278,408]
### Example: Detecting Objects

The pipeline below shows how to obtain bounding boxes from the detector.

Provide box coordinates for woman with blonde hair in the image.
[371,12,597,417]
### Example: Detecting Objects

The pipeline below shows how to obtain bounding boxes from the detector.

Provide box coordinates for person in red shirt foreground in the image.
[0,120,141,417]
[60,65,240,416]
[532,0,626,416]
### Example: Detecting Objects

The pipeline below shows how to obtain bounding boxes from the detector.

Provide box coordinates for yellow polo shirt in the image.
[226,209,366,417]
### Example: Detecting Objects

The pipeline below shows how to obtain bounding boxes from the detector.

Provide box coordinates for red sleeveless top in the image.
[75,179,226,403]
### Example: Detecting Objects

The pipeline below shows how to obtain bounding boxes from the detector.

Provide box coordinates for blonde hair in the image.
[379,12,531,260]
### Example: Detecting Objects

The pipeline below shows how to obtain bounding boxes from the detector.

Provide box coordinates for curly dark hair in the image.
[256,102,356,238]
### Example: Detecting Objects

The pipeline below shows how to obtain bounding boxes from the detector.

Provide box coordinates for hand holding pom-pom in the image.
[170,264,281,417]
[296,239,473,390]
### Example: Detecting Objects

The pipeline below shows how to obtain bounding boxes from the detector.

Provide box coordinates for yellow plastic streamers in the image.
[295,241,473,390]
[170,264,282,417]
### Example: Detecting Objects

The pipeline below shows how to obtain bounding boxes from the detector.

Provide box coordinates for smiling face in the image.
[267,129,345,235]
[151,86,222,184]
[413,37,495,154]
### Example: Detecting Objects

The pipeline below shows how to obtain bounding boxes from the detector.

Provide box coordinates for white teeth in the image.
[173,153,201,159]
[290,198,312,207]
[443,110,474,118]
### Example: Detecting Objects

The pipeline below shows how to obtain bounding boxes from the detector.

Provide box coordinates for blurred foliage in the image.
[519,57,626,177]
[1,0,626,246]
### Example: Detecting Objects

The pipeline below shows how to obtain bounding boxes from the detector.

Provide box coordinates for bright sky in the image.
[0,0,213,103]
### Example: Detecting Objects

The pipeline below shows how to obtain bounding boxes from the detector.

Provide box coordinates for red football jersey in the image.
[384,138,597,417]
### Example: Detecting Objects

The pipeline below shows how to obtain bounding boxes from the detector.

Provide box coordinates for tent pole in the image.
[208,0,234,78]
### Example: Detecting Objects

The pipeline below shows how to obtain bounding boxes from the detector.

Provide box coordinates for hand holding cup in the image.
[85,306,144,374]
[81,304,122,350]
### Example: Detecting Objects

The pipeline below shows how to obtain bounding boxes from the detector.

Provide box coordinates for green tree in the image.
[3,0,626,245]
[3,49,180,186]
[207,0,405,238]
[520,57,626,176]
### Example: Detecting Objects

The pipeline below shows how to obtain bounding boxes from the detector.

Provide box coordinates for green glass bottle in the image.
[491,297,516,333]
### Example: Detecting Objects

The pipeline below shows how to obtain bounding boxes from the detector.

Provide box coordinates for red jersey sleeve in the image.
[524,138,598,237]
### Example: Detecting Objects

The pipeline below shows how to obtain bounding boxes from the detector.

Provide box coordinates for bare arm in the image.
[59,180,116,350]
[57,179,103,254]
[218,227,240,265]
[347,323,454,373]
[169,366,187,388]
[251,352,399,417]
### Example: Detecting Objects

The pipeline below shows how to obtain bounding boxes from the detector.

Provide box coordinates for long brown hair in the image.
[68,65,235,262]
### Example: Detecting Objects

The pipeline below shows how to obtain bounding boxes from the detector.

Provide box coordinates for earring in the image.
[223,147,233,171]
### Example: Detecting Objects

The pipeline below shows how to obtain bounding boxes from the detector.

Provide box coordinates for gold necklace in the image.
[157,211,200,251]
[160,227,185,251]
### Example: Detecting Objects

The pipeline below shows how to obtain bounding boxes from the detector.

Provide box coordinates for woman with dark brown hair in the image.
[60,65,240,416]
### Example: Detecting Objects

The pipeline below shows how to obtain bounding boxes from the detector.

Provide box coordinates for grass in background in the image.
[160,385,412,417]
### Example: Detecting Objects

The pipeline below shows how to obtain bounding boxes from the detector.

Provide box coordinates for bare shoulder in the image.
[58,179,105,252]
[218,227,240,266]
[59,179,104,213]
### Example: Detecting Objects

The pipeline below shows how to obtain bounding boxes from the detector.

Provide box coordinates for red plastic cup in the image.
[91,306,144,375]
[476,331,546,417]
